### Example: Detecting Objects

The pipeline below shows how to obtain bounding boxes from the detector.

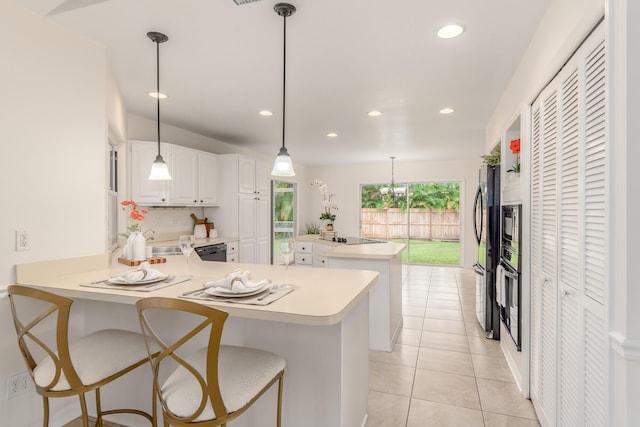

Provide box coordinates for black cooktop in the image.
[322,236,384,245]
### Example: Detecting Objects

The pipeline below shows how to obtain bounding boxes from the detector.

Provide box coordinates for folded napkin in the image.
[204,268,270,293]
[110,262,166,284]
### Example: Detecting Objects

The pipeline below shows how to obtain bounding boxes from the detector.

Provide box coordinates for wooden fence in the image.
[361,208,460,241]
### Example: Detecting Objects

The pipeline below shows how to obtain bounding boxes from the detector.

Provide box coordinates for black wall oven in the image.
[499,204,522,350]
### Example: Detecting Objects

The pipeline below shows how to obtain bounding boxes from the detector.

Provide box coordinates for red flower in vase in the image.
[508,138,521,173]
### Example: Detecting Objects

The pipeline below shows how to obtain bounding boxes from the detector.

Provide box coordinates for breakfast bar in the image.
[15,252,379,427]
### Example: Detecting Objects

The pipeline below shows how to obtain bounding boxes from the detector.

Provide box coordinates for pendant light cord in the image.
[156,39,161,153]
[281,11,287,150]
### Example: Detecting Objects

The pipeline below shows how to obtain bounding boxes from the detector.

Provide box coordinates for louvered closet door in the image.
[529,22,608,427]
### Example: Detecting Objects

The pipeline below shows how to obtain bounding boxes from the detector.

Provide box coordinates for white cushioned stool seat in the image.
[34,329,158,391]
[162,345,286,421]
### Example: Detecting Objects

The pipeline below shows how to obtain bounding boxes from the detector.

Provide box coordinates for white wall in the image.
[306,158,481,268]
[0,2,121,425]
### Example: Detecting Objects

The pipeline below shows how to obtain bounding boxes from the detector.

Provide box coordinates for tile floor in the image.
[365,265,540,427]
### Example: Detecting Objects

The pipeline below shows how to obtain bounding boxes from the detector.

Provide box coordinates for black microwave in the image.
[501,204,521,272]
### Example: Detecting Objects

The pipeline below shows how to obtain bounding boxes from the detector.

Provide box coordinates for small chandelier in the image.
[380,156,406,199]
[147,31,172,181]
[271,3,296,177]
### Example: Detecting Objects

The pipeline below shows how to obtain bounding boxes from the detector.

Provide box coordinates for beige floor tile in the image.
[482,411,542,427]
[428,292,460,301]
[468,336,504,357]
[476,378,537,419]
[397,328,422,346]
[472,354,515,383]
[371,344,419,368]
[412,369,481,409]
[403,305,426,317]
[403,297,426,308]
[422,318,466,335]
[403,315,424,330]
[421,330,470,353]
[417,347,474,376]
[407,399,484,427]
[463,309,478,321]
[465,320,487,337]
[427,299,462,310]
[365,390,410,427]
[403,289,428,298]
[429,284,459,294]
[425,307,464,321]
[64,418,127,427]
[369,360,415,396]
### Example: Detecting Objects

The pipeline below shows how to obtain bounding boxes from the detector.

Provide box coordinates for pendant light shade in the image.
[271,3,296,177]
[147,31,172,181]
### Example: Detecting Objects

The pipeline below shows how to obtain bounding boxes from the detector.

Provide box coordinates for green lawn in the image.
[392,239,460,265]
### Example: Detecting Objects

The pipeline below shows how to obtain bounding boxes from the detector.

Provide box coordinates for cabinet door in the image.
[169,145,198,205]
[256,196,270,242]
[129,141,168,205]
[256,237,270,264]
[198,152,219,205]
[255,160,271,195]
[239,239,256,263]
[238,156,257,194]
[238,194,257,241]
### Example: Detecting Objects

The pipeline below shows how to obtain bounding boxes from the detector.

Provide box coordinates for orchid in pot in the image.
[311,179,338,230]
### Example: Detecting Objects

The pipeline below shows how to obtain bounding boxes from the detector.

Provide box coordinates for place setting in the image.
[181,268,294,306]
[80,261,189,292]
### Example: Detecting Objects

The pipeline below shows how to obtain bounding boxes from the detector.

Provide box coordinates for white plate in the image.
[204,282,271,298]
[107,275,168,286]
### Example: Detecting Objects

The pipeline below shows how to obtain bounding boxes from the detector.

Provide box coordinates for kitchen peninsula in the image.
[14,251,378,427]
[295,236,405,351]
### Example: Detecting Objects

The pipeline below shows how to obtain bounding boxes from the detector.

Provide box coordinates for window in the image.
[107,141,118,251]
[272,181,296,264]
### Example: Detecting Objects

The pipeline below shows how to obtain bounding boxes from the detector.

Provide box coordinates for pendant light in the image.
[147,31,172,181]
[271,3,296,177]
[380,156,406,200]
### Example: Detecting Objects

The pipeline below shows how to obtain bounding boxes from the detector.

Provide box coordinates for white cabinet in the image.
[129,140,169,205]
[530,25,608,427]
[129,141,219,206]
[208,154,271,264]
[169,145,198,205]
[226,240,238,263]
[198,152,219,205]
[293,241,329,267]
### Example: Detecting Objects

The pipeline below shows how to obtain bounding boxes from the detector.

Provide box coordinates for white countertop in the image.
[295,235,406,260]
[14,250,378,326]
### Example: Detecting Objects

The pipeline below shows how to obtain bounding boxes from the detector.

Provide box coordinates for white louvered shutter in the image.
[529,22,608,427]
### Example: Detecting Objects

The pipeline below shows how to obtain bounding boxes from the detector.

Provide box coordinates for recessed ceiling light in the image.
[437,24,465,39]
[368,110,383,117]
[327,133,338,138]
[440,107,456,114]
[148,91,167,99]
[259,110,273,116]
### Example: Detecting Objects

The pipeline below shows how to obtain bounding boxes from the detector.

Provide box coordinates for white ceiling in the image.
[16,0,550,166]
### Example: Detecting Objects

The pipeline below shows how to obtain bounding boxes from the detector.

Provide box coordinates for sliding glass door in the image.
[360,182,461,265]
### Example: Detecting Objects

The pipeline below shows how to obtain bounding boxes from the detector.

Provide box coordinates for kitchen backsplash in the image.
[133,207,208,237]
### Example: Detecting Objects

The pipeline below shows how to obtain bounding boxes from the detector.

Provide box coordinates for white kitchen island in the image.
[14,251,378,427]
[295,236,405,352]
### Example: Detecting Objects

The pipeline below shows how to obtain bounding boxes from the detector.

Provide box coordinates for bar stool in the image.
[7,285,158,427]
[135,297,285,427]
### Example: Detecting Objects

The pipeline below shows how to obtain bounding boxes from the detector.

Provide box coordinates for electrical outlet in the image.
[15,230,30,251]
[6,371,33,399]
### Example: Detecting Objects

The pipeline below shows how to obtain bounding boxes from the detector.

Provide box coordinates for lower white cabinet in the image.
[226,241,238,263]
[294,241,328,267]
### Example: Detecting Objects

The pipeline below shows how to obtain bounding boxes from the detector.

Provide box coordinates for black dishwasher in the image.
[195,243,227,262]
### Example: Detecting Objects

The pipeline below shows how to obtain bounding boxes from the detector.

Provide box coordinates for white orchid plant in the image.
[311,179,338,223]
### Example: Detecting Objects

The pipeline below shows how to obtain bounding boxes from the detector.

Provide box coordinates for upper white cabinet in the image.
[238,156,271,196]
[129,140,170,205]
[129,141,219,206]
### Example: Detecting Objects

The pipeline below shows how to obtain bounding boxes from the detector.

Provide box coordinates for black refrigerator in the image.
[472,164,501,340]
